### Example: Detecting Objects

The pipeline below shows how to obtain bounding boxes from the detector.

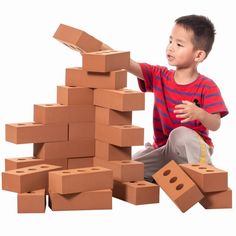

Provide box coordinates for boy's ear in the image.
[194,50,207,62]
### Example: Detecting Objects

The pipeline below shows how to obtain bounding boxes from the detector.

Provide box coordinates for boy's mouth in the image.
[167,54,175,61]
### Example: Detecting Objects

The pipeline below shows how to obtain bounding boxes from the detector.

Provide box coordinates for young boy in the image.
[105,15,228,182]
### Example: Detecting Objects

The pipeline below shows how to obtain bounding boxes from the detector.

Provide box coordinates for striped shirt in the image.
[138,63,228,148]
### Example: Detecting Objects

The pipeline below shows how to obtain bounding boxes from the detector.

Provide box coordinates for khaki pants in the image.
[132,127,213,181]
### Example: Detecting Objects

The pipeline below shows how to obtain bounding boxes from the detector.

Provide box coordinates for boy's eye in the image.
[177,43,183,47]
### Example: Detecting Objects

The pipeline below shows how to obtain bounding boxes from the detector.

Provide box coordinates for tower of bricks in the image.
[2,24,159,213]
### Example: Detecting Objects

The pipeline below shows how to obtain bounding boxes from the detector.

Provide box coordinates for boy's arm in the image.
[101,43,144,80]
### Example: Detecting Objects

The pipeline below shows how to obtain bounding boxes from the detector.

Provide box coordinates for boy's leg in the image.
[132,127,213,181]
[167,126,213,165]
[132,142,171,181]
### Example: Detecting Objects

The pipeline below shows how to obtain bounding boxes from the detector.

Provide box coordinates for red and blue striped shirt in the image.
[138,63,228,148]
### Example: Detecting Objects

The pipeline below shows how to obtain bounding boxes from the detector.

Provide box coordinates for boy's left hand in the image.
[174,100,203,123]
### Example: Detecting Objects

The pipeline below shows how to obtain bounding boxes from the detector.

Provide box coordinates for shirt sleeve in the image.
[137,63,155,92]
[202,81,228,118]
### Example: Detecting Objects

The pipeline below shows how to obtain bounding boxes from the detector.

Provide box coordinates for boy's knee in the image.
[168,126,195,148]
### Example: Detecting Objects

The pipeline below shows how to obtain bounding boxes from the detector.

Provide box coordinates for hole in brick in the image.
[169,176,177,183]
[16,171,24,173]
[91,168,100,171]
[206,169,215,172]
[17,159,26,161]
[28,168,36,171]
[191,164,200,167]
[45,104,54,106]
[121,161,131,164]
[77,169,86,172]
[40,165,49,168]
[137,183,146,186]
[129,181,136,183]
[176,184,184,191]
[17,123,26,126]
[163,169,171,176]
[62,171,70,174]
[123,125,132,128]
[27,191,32,194]
[198,167,207,169]
[68,85,76,87]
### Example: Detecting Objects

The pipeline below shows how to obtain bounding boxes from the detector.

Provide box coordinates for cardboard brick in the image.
[5,157,44,171]
[152,160,204,213]
[35,105,95,123]
[34,104,69,124]
[53,24,103,53]
[67,139,95,158]
[68,105,95,122]
[34,139,94,159]
[95,106,132,125]
[57,86,93,105]
[2,164,62,193]
[17,189,46,213]
[94,158,144,182]
[94,88,145,111]
[95,140,131,161]
[180,163,228,192]
[66,67,127,89]
[82,50,130,72]
[200,188,232,209]
[49,189,112,211]
[67,157,94,169]
[49,166,113,194]
[113,180,159,205]
[5,157,67,171]
[69,123,95,140]
[95,124,144,147]
[34,142,68,160]
[5,122,68,144]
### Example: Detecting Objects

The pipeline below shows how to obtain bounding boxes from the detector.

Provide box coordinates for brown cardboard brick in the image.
[95,106,132,125]
[35,105,95,123]
[34,142,68,160]
[95,124,144,147]
[53,24,103,53]
[34,104,69,124]
[95,140,131,161]
[67,139,95,158]
[5,157,44,171]
[57,86,93,105]
[68,105,95,122]
[49,189,112,211]
[82,50,130,72]
[113,180,159,205]
[5,157,67,171]
[66,67,127,89]
[34,139,94,159]
[200,188,232,209]
[93,158,144,182]
[180,163,228,192]
[2,164,62,193]
[5,122,68,144]
[17,189,46,213]
[49,166,113,194]
[152,160,204,212]
[44,159,68,170]
[67,157,94,169]
[94,88,145,111]
[69,123,95,140]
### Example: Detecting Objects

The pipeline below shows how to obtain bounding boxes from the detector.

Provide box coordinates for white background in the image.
[0,0,235,235]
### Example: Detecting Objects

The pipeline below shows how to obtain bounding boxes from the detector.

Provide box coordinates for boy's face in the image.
[166,24,199,68]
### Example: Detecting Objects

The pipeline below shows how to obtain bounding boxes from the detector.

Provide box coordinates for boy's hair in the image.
[175,15,215,57]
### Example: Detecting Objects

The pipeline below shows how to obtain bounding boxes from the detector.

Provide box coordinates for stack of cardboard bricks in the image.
[2,24,159,213]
